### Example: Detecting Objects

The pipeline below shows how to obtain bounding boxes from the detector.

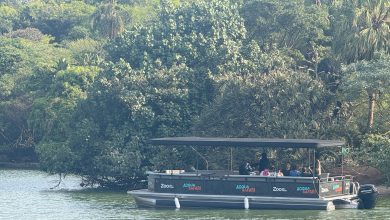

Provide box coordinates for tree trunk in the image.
[367,92,377,132]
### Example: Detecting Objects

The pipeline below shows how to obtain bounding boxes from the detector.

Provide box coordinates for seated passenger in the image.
[276,169,284,177]
[239,161,253,175]
[282,162,291,176]
[260,168,270,176]
[301,166,312,177]
[268,166,276,176]
[289,164,301,177]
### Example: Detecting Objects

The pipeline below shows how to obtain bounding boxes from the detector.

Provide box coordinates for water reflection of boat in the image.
[129,137,378,210]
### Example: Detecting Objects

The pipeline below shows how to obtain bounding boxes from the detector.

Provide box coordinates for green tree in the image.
[341,53,390,132]
[58,61,195,188]
[240,0,331,72]
[32,65,99,175]
[0,4,18,34]
[20,0,95,41]
[194,69,333,139]
[106,0,246,71]
[0,36,70,150]
[192,69,338,170]
[360,133,390,185]
[28,66,100,143]
[91,0,125,39]
[106,0,247,116]
[65,38,106,66]
[332,0,390,63]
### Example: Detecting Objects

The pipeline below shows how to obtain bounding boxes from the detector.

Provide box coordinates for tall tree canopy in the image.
[332,0,390,63]
[194,69,333,139]
[240,0,331,70]
[91,0,126,39]
[341,53,390,132]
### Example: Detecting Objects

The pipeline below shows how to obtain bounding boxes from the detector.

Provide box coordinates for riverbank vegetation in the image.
[0,0,389,189]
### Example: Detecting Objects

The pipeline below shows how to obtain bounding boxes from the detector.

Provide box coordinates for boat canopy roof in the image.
[149,137,345,149]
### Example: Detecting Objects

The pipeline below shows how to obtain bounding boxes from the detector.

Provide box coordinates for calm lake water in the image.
[1,169,389,220]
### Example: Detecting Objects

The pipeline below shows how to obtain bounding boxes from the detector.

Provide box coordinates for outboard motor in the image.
[358,184,378,209]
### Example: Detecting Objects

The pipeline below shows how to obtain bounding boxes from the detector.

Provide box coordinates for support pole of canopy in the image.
[342,150,344,176]
[308,149,311,172]
[341,146,349,176]
[230,147,233,171]
[191,146,209,170]
[313,149,316,178]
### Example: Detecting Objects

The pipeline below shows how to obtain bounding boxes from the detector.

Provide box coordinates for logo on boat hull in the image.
[160,184,174,189]
[297,186,316,194]
[236,184,256,193]
[183,183,202,191]
[273,187,287,192]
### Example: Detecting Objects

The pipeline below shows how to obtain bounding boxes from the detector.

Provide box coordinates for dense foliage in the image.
[0,0,389,188]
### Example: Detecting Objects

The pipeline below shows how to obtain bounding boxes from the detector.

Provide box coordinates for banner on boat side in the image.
[153,177,321,198]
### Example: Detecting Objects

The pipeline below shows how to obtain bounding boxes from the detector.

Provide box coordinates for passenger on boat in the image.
[268,165,276,176]
[314,153,322,176]
[282,162,291,176]
[239,161,253,175]
[258,152,270,172]
[289,164,301,176]
[260,168,270,176]
[301,167,312,177]
[275,169,284,177]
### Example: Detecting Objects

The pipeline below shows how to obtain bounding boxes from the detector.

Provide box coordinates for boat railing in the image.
[351,181,359,195]
[318,174,355,197]
[147,170,239,177]
[226,175,317,180]
[148,170,353,181]
[149,170,323,183]
[146,171,200,177]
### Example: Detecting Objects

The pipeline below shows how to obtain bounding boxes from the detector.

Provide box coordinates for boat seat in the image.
[319,173,330,182]
[193,170,238,177]
[333,176,344,181]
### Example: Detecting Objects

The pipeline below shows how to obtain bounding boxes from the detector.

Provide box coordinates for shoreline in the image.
[1,162,389,197]
[0,162,40,169]
[377,185,390,197]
